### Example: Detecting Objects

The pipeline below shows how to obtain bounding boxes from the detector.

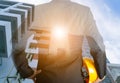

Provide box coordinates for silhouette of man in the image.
[13,0,106,83]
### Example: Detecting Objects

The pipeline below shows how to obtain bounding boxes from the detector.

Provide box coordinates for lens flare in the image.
[52,26,67,39]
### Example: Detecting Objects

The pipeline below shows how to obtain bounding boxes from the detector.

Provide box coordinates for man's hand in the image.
[94,76,106,83]
[94,78,102,83]
[28,69,41,79]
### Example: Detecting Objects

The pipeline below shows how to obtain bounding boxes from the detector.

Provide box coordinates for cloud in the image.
[105,41,120,64]
[72,0,120,64]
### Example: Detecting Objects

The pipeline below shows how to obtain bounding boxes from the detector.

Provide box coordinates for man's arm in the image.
[12,48,41,79]
[12,31,41,79]
[12,48,34,78]
[86,36,106,79]
[85,8,106,79]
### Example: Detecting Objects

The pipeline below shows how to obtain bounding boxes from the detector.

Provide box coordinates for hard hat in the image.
[82,58,98,83]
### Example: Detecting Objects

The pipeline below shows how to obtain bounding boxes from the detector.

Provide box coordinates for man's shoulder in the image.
[35,1,91,12]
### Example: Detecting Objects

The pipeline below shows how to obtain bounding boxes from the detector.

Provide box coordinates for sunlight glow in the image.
[52,26,67,40]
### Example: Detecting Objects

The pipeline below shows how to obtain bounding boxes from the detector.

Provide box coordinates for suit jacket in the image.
[36,35,84,83]
[36,35,106,83]
[31,1,106,83]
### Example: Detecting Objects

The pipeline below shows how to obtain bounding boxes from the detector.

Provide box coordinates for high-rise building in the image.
[0,1,35,83]
[0,1,34,57]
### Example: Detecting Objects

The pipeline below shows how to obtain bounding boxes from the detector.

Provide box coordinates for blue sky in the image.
[105,0,120,16]
[74,0,120,64]
[9,0,120,64]
[77,0,120,64]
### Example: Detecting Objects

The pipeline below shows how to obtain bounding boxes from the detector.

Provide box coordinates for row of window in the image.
[0,1,34,58]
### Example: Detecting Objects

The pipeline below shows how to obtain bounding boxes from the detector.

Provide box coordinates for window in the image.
[0,26,6,55]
